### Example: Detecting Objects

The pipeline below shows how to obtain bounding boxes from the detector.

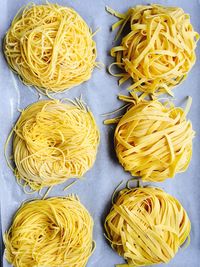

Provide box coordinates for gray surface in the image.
[0,0,200,266]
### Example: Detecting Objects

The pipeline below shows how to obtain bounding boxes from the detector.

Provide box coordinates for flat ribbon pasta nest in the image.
[4,2,97,93]
[105,93,194,182]
[4,196,94,267]
[9,99,100,191]
[107,4,199,95]
[105,187,191,267]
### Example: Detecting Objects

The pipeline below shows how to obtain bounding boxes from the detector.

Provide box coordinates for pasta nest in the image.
[113,95,194,182]
[4,196,94,267]
[4,3,97,93]
[108,4,199,95]
[12,99,100,191]
[105,187,191,266]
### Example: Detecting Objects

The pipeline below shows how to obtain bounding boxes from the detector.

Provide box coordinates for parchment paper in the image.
[0,0,200,266]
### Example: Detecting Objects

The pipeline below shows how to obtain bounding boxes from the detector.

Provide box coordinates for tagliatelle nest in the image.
[7,99,100,191]
[4,2,97,93]
[4,196,94,267]
[105,93,194,182]
[107,4,199,95]
[105,187,191,267]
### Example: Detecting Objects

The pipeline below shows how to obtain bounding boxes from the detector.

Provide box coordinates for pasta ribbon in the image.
[105,187,191,266]
[4,2,97,93]
[4,196,94,267]
[105,93,194,182]
[7,99,100,191]
[107,4,199,95]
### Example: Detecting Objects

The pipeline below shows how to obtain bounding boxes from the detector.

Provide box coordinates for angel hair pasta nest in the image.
[4,2,97,93]
[105,187,191,267]
[4,196,94,267]
[105,93,194,182]
[8,99,100,191]
[107,4,199,95]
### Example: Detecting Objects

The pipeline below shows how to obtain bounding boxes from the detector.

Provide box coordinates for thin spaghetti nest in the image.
[4,2,97,93]
[4,196,94,267]
[107,4,199,95]
[105,93,194,182]
[8,99,100,191]
[105,187,191,266]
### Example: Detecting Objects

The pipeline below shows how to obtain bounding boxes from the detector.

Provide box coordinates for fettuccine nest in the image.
[4,3,97,93]
[107,4,199,95]
[105,187,190,266]
[105,93,194,182]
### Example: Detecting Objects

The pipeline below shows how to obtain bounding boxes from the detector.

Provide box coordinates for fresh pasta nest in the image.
[11,99,100,191]
[105,187,191,266]
[4,2,97,93]
[4,196,94,267]
[105,93,194,182]
[107,4,199,95]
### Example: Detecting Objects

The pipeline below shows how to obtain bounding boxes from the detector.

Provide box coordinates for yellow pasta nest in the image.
[4,196,94,267]
[10,99,100,191]
[105,93,194,182]
[4,2,97,93]
[105,187,191,267]
[107,4,199,95]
